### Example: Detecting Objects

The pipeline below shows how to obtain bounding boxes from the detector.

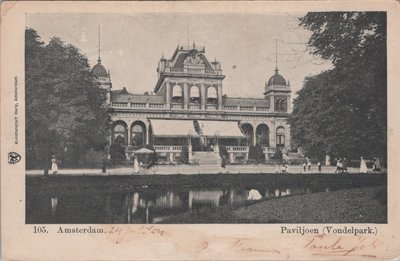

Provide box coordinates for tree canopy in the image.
[26,28,110,169]
[290,12,386,160]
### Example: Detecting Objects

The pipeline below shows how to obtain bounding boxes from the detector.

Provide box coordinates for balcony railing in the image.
[163,67,222,76]
[131,103,146,108]
[240,106,254,111]
[149,104,165,109]
[112,102,128,107]
[111,102,271,113]
[226,146,249,152]
[206,105,217,110]
[189,104,201,110]
[171,103,183,109]
[224,106,237,110]
[154,145,183,152]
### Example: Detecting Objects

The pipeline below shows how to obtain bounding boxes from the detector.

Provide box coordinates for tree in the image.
[26,28,111,169]
[290,12,386,160]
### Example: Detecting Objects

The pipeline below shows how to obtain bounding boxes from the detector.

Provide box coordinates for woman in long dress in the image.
[133,155,140,173]
[51,156,58,174]
[360,156,368,173]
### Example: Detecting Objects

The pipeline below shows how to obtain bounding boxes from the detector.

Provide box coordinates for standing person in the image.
[51,155,58,174]
[360,156,368,173]
[101,157,107,173]
[307,159,312,171]
[303,162,306,172]
[133,155,140,174]
[220,155,227,173]
[317,161,321,172]
[336,158,342,173]
[282,164,289,173]
[342,157,348,172]
[373,157,381,171]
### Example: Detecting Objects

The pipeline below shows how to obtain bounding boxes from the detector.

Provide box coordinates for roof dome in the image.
[91,59,108,78]
[267,68,287,87]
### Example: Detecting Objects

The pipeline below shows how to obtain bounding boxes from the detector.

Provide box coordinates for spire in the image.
[187,16,190,48]
[275,39,278,74]
[97,25,101,63]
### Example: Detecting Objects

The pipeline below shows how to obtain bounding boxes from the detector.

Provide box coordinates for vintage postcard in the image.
[1,0,400,260]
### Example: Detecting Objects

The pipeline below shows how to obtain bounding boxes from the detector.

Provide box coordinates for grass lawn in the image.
[159,185,387,223]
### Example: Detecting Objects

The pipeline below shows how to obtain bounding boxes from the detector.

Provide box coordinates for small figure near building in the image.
[360,156,368,173]
[101,158,107,173]
[220,155,227,173]
[373,157,381,171]
[133,155,140,174]
[282,164,289,173]
[51,155,58,174]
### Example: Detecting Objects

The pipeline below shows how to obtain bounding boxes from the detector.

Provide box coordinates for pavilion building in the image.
[91,43,292,163]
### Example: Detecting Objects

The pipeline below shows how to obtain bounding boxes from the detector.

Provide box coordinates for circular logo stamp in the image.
[8,152,21,164]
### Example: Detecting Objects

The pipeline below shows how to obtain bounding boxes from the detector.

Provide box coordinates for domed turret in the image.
[267,68,287,87]
[91,58,108,78]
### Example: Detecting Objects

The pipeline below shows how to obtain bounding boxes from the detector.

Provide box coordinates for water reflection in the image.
[26,186,331,224]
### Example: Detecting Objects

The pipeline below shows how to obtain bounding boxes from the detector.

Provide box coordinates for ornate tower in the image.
[264,67,291,112]
[91,26,112,105]
[264,40,291,112]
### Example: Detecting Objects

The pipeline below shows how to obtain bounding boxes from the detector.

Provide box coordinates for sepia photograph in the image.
[2,1,400,260]
[24,11,387,225]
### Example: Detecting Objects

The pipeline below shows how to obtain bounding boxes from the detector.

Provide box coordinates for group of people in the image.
[302,157,322,172]
[336,156,381,174]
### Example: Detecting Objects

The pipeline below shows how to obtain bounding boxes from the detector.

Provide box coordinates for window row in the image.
[171,85,218,104]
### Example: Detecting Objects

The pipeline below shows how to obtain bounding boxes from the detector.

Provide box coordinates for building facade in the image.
[92,43,292,163]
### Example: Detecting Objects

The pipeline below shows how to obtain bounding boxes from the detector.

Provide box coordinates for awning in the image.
[190,86,200,98]
[197,120,245,138]
[150,119,198,137]
[207,87,217,99]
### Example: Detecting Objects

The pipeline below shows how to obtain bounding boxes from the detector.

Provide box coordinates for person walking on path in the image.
[317,162,321,172]
[303,162,306,172]
[360,156,368,173]
[51,155,58,174]
[307,159,312,171]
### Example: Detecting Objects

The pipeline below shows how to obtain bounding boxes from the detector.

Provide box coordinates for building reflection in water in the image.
[26,185,323,224]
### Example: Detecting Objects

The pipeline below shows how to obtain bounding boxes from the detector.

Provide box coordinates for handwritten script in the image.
[304,234,378,257]
[199,238,281,256]
[105,225,166,244]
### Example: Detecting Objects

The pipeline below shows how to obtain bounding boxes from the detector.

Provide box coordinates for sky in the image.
[26,13,332,101]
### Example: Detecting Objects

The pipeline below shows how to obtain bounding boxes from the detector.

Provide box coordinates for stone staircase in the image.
[192,151,221,165]
[283,151,305,163]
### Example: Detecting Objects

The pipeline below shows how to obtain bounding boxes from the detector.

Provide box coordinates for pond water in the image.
[26,185,333,224]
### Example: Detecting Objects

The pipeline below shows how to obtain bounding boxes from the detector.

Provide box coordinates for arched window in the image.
[190,86,200,103]
[131,122,146,148]
[276,126,285,147]
[256,124,269,147]
[207,87,217,104]
[240,123,254,146]
[113,123,127,146]
[172,85,183,103]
